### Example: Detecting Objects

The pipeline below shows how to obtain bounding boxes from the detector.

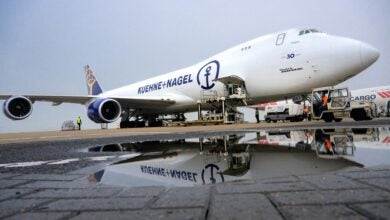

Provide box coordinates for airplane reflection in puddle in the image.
[89,127,390,187]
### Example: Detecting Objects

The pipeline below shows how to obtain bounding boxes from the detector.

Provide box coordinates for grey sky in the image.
[1,0,389,133]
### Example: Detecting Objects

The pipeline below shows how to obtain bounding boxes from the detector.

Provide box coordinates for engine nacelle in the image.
[87,98,122,123]
[3,96,33,120]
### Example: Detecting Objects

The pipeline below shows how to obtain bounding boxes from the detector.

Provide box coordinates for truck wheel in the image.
[351,109,366,121]
[266,118,271,123]
[272,120,277,123]
[322,114,334,122]
[334,118,342,122]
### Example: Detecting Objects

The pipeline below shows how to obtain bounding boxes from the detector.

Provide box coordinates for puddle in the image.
[90,127,390,187]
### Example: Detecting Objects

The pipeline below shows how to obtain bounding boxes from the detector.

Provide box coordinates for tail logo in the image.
[85,65,97,95]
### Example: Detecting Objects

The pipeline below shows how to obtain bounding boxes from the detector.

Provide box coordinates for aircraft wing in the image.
[0,95,176,107]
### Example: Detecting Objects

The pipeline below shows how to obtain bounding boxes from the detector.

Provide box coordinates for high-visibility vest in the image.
[324,139,333,152]
[77,118,81,124]
[322,96,328,107]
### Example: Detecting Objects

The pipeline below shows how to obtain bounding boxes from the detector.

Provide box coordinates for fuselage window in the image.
[276,33,286,45]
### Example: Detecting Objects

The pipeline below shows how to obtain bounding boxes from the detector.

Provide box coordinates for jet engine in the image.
[3,96,33,120]
[87,98,122,123]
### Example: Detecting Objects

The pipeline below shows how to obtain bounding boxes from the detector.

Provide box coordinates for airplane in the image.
[0,28,380,128]
[350,85,390,116]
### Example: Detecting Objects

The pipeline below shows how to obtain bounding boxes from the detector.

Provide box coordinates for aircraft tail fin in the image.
[84,65,103,95]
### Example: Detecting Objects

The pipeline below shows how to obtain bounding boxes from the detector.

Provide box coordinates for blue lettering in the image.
[170,169,177,178]
[193,173,197,182]
[181,171,187,180]
[172,78,177,87]
[287,53,295,59]
[138,73,195,94]
[183,75,188,84]
[175,170,180,179]
[140,165,198,182]
[177,76,183,85]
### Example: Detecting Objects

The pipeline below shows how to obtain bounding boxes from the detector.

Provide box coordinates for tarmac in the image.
[0,119,390,219]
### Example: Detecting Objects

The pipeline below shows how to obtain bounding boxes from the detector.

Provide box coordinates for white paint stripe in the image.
[1,161,52,168]
[87,156,116,161]
[118,153,141,159]
[48,158,80,165]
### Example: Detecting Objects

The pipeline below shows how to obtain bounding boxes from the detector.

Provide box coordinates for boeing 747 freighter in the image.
[0,28,380,127]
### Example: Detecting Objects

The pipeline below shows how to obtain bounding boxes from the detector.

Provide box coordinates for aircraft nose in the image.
[360,42,380,68]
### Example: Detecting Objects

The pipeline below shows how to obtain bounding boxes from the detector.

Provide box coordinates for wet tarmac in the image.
[2,123,388,186]
[0,120,390,219]
[87,127,390,187]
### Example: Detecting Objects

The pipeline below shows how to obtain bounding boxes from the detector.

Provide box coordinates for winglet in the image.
[84,65,103,95]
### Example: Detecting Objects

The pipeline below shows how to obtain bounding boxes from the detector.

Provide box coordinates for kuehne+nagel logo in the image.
[197,60,220,90]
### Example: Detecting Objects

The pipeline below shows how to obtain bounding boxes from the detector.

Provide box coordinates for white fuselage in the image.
[350,86,390,116]
[101,28,379,114]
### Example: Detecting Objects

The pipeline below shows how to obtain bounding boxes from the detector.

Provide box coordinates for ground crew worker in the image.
[76,116,82,130]
[303,106,309,120]
[324,138,334,155]
[322,93,328,108]
[255,108,260,123]
[319,92,328,114]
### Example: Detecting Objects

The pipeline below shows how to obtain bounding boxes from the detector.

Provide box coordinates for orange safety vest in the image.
[324,139,333,152]
[322,96,328,107]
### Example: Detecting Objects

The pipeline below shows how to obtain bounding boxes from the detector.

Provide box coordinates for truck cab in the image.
[311,86,377,122]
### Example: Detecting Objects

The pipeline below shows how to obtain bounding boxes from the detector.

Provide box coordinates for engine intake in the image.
[3,96,33,120]
[87,98,121,123]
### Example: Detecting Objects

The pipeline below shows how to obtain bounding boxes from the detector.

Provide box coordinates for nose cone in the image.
[360,42,380,68]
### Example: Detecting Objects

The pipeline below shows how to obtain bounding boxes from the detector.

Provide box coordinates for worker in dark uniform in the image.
[255,108,260,123]
[76,116,82,130]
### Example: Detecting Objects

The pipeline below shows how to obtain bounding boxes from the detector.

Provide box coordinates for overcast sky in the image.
[1,0,389,133]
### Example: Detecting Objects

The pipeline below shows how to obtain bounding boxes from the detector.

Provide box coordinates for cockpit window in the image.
[299,28,322,35]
